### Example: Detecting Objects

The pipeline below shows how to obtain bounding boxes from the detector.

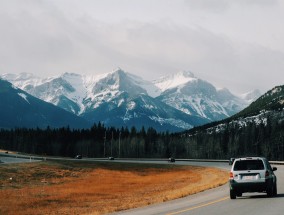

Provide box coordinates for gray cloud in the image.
[0,0,283,95]
[184,0,278,12]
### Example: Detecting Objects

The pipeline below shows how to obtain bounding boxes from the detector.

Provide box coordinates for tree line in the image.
[1,113,284,160]
[184,112,284,161]
[0,123,179,158]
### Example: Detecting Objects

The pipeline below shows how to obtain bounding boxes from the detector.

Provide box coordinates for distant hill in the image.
[232,85,284,119]
[182,85,284,161]
[0,79,91,129]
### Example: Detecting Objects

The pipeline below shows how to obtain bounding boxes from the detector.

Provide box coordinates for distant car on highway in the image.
[168,157,175,163]
[75,155,82,159]
[108,156,114,160]
[229,157,277,199]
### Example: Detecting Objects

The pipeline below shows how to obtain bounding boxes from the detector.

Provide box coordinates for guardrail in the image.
[94,157,284,165]
[1,152,284,165]
[269,161,284,165]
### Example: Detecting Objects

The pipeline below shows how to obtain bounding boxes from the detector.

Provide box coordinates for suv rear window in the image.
[233,160,264,171]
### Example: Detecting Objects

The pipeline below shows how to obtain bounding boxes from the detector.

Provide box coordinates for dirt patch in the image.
[0,161,228,215]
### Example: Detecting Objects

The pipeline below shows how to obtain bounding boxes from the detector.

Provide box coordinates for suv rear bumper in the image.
[229,179,270,193]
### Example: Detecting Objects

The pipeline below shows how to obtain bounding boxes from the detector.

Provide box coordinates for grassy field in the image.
[0,160,228,215]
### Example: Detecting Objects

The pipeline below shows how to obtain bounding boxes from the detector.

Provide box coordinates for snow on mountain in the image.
[82,68,161,111]
[153,70,196,92]
[81,92,209,132]
[1,68,257,131]
[126,71,161,97]
[1,73,45,90]
[1,68,161,114]
[84,69,144,110]
[79,69,207,131]
[154,71,249,121]
[18,93,30,104]
[23,74,84,115]
[3,72,90,115]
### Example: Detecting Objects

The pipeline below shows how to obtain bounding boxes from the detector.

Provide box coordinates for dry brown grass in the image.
[0,160,228,215]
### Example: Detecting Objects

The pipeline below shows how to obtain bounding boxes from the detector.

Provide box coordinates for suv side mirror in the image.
[272,167,277,171]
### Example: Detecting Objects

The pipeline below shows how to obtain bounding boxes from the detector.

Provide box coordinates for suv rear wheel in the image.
[267,185,274,197]
[273,183,277,197]
[230,190,236,199]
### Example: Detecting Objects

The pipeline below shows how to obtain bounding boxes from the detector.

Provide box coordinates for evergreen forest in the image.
[1,110,284,161]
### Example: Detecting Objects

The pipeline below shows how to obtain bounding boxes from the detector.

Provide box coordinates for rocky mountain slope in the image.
[1,69,260,131]
[0,79,91,129]
[184,84,284,160]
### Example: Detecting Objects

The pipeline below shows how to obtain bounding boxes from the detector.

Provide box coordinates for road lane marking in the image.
[166,197,229,215]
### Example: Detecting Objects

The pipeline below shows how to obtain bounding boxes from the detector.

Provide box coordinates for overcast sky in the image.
[0,0,284,94]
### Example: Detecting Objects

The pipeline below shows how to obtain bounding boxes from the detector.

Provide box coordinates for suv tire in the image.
[230,190,236,199]
[267,185,274,197]
[273,183,277,197]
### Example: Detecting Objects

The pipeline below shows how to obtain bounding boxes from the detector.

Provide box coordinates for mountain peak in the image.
[112,67,126,75]
[103,68,128,83]
[1,72,38,81]
[153,70,197,92]
[177,70,195,78]
[90,69,148,98]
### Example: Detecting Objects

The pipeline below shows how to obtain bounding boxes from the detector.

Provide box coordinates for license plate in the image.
[243,175,254,180]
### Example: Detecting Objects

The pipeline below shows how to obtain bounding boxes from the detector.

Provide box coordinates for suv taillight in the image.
[265,170,270,177]
[229,172,234,179]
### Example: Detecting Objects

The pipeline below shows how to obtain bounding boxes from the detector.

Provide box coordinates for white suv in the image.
[229,157,277,199]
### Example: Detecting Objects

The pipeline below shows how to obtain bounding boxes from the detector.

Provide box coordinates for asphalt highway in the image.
[1,154,283,215]
[0,153,39,164]
[111,161,284,215]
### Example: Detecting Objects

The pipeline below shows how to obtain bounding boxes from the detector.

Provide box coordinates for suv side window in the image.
[233,160,265,171]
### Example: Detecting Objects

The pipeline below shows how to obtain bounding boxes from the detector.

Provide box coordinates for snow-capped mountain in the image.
[153,71,196,92]
[80,69,208,131]
[1,72,89,115]
[1,69,258,131]
[82,69,160,112]
[81,92,209,131]
[154,71,250,121]
[0,78,91,129]
[2,69,160,115]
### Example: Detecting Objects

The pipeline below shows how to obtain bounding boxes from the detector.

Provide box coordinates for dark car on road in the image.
[75,155,82,159]
[229,157,277,199]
